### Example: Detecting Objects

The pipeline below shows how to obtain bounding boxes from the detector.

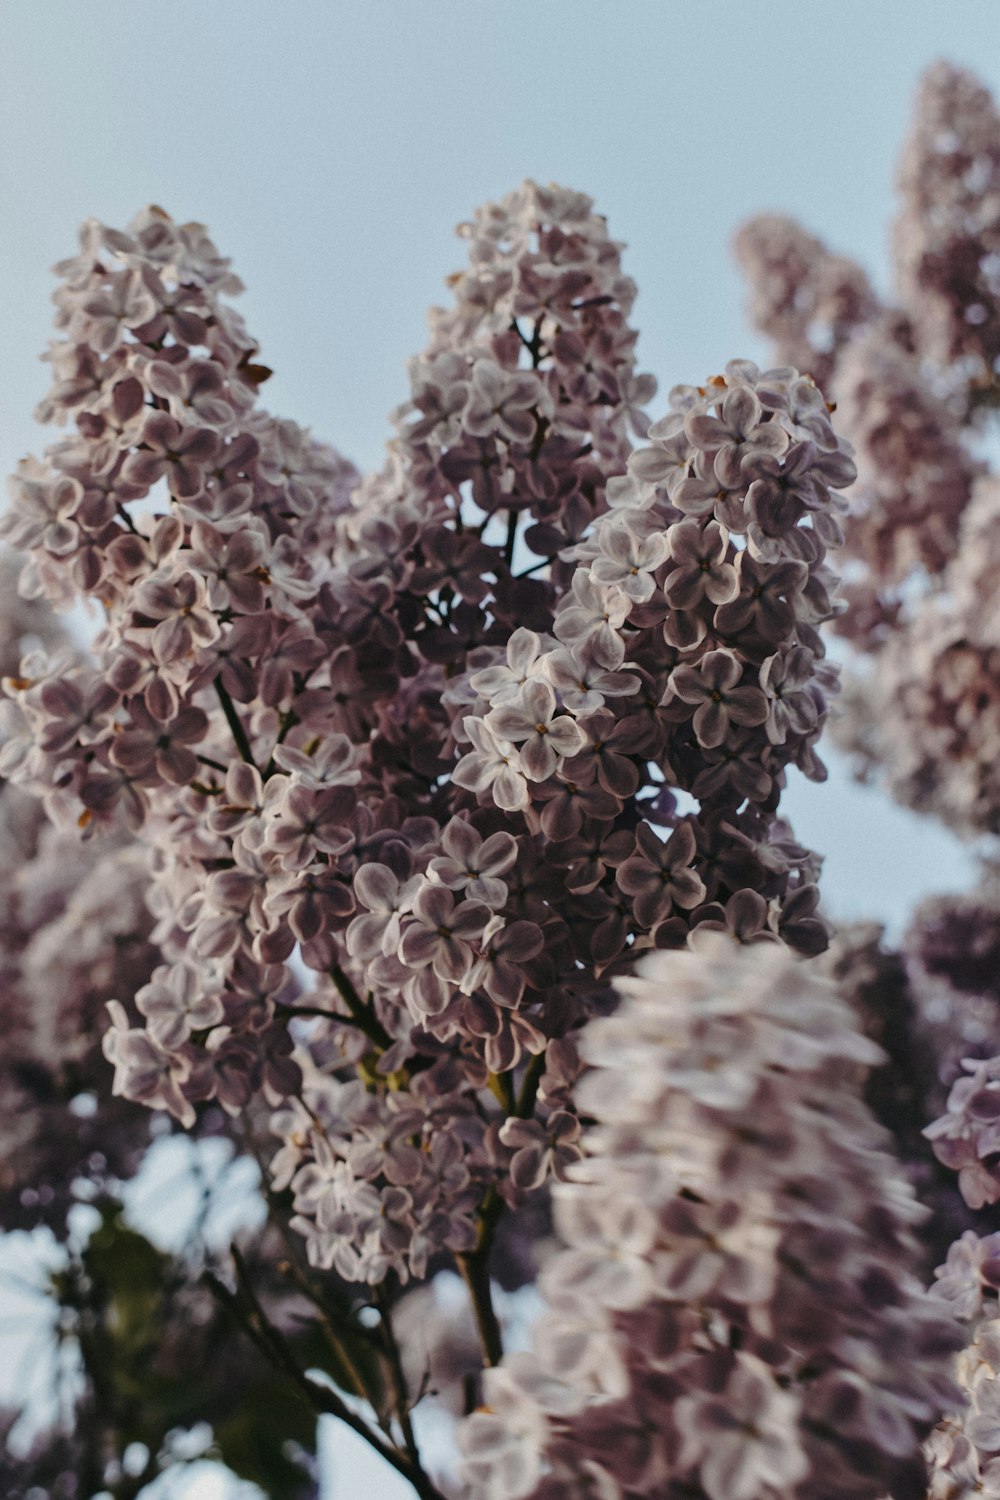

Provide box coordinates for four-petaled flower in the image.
[666,648,769,748]
[485,679,586,781]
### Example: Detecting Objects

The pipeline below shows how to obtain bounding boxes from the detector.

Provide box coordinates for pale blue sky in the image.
[2,4,998,1492]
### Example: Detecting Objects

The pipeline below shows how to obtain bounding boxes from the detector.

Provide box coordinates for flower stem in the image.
[207,1246,446,1500]
[456,1249,504,1368]
[214,677,257,767]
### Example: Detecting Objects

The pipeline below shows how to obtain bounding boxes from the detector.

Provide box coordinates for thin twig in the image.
[214,677,257,767]
[458,1050,549,1369]
[330,963,396,1053]
[376,1284,424,1471]
[503,508,518,569]
[206,1248,447,1500]
[456,1250,504,1368]
[276,1258,391,1434]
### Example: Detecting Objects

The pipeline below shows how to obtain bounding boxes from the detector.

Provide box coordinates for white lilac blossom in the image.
[458,941,963,1500]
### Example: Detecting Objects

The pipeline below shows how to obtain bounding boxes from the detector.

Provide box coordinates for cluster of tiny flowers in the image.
[921,1235,1000,1498]
[0,187,639,1276]
[831,323,983,585]
[270,1054,489,1284]
[909,881,1000,1006]
[0,564,161,1235]
[894,61,1000,392]
[458,939,962,1500]
[926,1045,1000,1213]
[732,213,879,393]
[0,183,856,1286]
[834,474,1000,836]
[810,895,1000,1285]
[0,206,357,1141]
[737,61,1000,839]
[819,917,1000,1271]
[5,89,1000,1497]
[737,177,982,614]
[924,923,1000,1497]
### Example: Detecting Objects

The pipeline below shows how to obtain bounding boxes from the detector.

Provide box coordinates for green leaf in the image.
[213,1376,319,1499]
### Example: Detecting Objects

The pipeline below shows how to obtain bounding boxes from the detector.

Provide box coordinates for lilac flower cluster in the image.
[737,220,980,609]
[894,60,1000,392]
[732,214,878,393]
[0,184,855,1295]
[831,324,984,585]
[819,917,1000,1273]
[0,562,162,1235]
[922,1235,1000,1498]
[458,939,962,1500]
[6,93,1000,1497]
[926,1035,1000,1214]
[834,474,1000,835]
[1,206,356,1138]
[850,905,1000,1498]
[737,61,1000,840]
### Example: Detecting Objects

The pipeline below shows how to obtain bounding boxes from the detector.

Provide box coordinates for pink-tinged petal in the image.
[478,831,519,875]
[673,477,719,516]
[665,820,697,867]
[703,566,739,605]
[671,869,706,908]
[414,883,454,927]
[700,650,742,691]
[142,411,181,449]
[121,451,166,488]
[354,863,399,910]
[509,1144,547,1190]
[747,421,791,457]
[171,707,210,742]
[685,412,729,448]
[615,859,657,898]
[170,459,208,499]
[663,569,707,611]
[635,533,671,570]
[450,902,491,940]
[158,744,199,784]
[226,761,263,805]
[497,920,545,962]
[668,665,710,704]
[433,940,472,983]
[627,447,676,484]
[150,616,190,663]
[540,795,583,841]
[546,717,586,757]
[499,408,536,444]
[493,765,531,811]
[693,699,729,748]
[722,385,761,433]
[486,703,534,741]
[726,687,769,726]
[451,752,494,795]
[520,736,558,782]
[507,627,541,674]
[178,427,219,463]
